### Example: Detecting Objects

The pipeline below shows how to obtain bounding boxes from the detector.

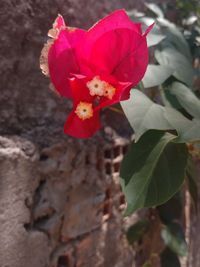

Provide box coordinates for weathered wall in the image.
[0,134,136,267]
[0,136,50,267]
[0,0,144,143]
[0,1,189,267]
[0,1,142,266]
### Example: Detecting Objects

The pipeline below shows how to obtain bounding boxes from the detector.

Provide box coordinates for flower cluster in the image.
[40,10,153,138]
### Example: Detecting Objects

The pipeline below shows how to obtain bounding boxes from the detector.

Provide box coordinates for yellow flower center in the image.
[103,84,116,99]
[75,102,93,120]
[87,76,116,100]
[87,76,105,96]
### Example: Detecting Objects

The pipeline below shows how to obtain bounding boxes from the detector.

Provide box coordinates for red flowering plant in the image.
[40,10,153,138]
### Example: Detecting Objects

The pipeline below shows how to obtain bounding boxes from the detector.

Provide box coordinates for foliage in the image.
[121,2,200,214]
[176,0,200,17]
[121,4,200,264]
[120,130,188,215]
[161,222,187,256]
[126,219,149,244]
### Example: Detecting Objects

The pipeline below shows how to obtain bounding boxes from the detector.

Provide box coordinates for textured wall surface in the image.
[0,1,143,266]
[0,0,146,144]
[0,136,50,267]
[0,133,137,267]
[0,1,189,267]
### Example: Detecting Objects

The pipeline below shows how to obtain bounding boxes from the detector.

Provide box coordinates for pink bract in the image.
[42,9,153,138]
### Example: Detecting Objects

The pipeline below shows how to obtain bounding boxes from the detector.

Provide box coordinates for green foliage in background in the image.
[121,3,200,265]
[122,3,200,215]
[176,0,200,17]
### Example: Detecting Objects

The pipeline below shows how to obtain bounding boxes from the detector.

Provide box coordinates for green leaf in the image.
[161,248,181,267]
[145,3,164,18]
[126,219,149,244]
[121,90,173,141]
[127,9,145,19]
[169,82,200,119]
[147,32,166,47]
[139,16,155,26]
[155,47,193,86]
[179,120,200,142]
[157,18,192,60]
[183,15,198,25]
[121,89,200,143]
[164,108,200,142]
[161,86,183,110]
[142,65,174,88]
[120,130,188,215]
[161,222,188,256]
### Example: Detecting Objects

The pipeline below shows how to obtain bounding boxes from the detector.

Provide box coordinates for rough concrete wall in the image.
[0,136,50,267]
[0,0,145,144]
[0,0,136,263]
[0,0,176,142]
[0,1,183,267]
[0,1,141,266]
[0,134,136,267]
[34,137,134,267]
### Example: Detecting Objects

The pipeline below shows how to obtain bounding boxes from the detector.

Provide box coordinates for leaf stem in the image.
[108,106,124,114]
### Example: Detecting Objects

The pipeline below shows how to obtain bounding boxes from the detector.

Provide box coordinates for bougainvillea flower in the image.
[40,9,153,138]
[64,77,101,138]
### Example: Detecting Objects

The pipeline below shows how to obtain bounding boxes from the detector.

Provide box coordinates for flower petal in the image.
[77,10,153,83]
[96,81,132,110]
[88,9,142,37]
[54,15,65,29]
[64,109,101,138]
[48,14,66,38]
[48,26,85,98]
[111,23,154,85]
[77,10,143,76]
[69,76,93,104]
[112,32,149,86]
[143,23,155,37]
[86,28,149,84]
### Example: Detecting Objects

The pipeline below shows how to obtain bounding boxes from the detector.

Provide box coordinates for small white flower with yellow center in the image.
[103,83,116,100]
[75,102,93,120]
[87,76,106,97]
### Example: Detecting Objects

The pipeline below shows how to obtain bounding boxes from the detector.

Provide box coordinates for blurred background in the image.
[0,0,200,267]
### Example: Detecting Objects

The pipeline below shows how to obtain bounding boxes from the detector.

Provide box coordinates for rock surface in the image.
[0,1,190,267]
[0,0,146,145]
[0,1,140,265]
[0,136,50,267]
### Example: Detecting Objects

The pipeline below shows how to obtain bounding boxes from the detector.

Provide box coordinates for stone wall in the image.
[0,1,142,266]
[0,1,193,267]
[0,136,49,267]
[0,133,136,267]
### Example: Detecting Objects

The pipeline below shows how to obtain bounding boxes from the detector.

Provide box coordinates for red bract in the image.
[40,10,153,138]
